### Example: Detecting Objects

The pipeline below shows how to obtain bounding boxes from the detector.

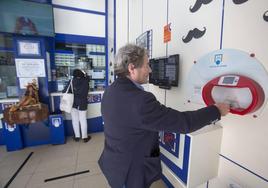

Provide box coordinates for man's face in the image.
[132,55,152,84]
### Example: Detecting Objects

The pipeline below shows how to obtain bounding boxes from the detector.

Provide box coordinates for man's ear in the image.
[128,63,135,75]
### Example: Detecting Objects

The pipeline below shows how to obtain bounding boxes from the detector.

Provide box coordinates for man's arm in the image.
[140,92,229,134]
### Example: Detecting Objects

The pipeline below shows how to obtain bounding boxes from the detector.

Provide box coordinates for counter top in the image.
[0,98,20,103]
[50,90,104,97]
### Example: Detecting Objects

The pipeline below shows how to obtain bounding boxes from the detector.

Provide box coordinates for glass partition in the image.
[55,41,106,91]
[0,34,19,99]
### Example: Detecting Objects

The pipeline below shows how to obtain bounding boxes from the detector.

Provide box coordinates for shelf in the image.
[88,52,106,56]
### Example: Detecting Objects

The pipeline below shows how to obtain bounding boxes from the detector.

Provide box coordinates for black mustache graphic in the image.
[190,0,213,13]
[182,27,206,43]
[233,0,248,5]
[264,10,268,22]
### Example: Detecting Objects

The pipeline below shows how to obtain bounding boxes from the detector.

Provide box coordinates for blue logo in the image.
[214,54,223,65]
[52,118,61,127]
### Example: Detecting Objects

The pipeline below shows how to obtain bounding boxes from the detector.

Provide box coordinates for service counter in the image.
[50,91,104,136]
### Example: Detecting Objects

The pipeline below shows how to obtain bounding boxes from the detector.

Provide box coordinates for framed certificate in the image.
[17,40,41,56]
[15,58,46,77]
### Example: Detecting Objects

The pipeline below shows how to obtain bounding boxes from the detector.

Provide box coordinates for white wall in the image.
[53,8,105,37]
[115,0,128,49]
[52,0,106,37]
[116,0,268,187]
[53,0,105,12]
[107,0,115,84]
[143,0,168,105]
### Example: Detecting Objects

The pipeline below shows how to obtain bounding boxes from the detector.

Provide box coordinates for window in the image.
[55,41,106,91]
[0,34,19,99]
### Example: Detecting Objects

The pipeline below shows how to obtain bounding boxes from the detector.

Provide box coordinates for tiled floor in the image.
[0,133,166,188]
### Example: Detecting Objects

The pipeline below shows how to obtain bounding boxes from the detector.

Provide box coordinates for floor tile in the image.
[0,132,167,188]
[73,173,110,188]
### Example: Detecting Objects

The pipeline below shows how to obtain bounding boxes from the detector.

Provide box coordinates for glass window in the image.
[0,34,19,99]
[55,41,106,92]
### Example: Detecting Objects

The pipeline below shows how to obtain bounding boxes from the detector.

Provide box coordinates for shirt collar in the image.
[127,77,144,90]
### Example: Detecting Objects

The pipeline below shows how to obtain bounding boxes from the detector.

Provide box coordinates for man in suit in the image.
[98,44,230,188]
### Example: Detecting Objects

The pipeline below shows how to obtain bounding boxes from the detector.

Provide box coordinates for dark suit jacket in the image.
[98,77,221,188]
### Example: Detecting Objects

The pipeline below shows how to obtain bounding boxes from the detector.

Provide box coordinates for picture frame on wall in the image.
[17,40,41,56]
[136,30,153,58]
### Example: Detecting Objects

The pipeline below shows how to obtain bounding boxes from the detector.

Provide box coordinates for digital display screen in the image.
[222,76,235,84]
[149,54,179,87]
[165,56,177,82]
[158,59,165,80]
[0,0,54,36]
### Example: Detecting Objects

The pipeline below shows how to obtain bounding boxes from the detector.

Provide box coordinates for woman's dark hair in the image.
[73,69,85,78]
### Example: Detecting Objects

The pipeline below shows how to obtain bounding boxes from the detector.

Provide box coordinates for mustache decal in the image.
[264,11,268,22]
[189,0,213,13]
[232,0,248,5]
[182,27,206,43]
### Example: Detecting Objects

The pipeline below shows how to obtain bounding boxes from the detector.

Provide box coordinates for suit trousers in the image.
[71,108,88,139]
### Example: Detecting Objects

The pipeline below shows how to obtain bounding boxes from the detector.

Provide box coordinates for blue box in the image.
[49,114,65,145]
[3,123,23,151]
[21,121,51,147]
[0,120,5,145]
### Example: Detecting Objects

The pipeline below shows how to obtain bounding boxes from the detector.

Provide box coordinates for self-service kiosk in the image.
[202,74,265,115]
[187,49,268,116]
[162,49,268,188]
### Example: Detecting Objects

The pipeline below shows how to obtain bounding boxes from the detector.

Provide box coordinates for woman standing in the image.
[63,69,91,142]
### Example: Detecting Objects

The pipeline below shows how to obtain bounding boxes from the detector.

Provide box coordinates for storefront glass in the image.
[55,41,106,91]
[0,34,19,99]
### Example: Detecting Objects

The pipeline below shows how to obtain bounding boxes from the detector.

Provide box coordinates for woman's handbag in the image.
[60,79,74,113]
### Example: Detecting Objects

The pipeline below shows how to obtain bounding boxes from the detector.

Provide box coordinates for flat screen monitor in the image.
[165,54,179,86]
[0,0,54,37]
[149,54,179,88]
[149,58,165,85]
[149,58,158,84]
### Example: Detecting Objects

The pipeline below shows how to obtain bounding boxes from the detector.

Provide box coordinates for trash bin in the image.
[3,122,23,151]
[49,114,65,145]
[0,119,5,145]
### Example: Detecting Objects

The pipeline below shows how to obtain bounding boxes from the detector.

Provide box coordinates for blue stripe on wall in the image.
[105,0,108,87]
[55,33,106,45]
[0,47,14,52]
[220,154,268,183]
[220,0,225,49]
[52,4,106,16]
[114,0,116,54]
[161,174,175,188]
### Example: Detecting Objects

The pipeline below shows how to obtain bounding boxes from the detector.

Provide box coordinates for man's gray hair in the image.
[114,44,147,77]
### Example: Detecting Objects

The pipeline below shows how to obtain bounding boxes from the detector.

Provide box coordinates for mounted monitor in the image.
[149,54,179,89]
[0,0,54,37]
[165,54,179,87]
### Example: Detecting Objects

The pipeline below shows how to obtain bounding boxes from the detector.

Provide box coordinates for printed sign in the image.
[87,93,101,104]
[164,23,171,43]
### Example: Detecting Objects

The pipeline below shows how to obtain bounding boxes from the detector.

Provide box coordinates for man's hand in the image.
[215,103,230,116]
